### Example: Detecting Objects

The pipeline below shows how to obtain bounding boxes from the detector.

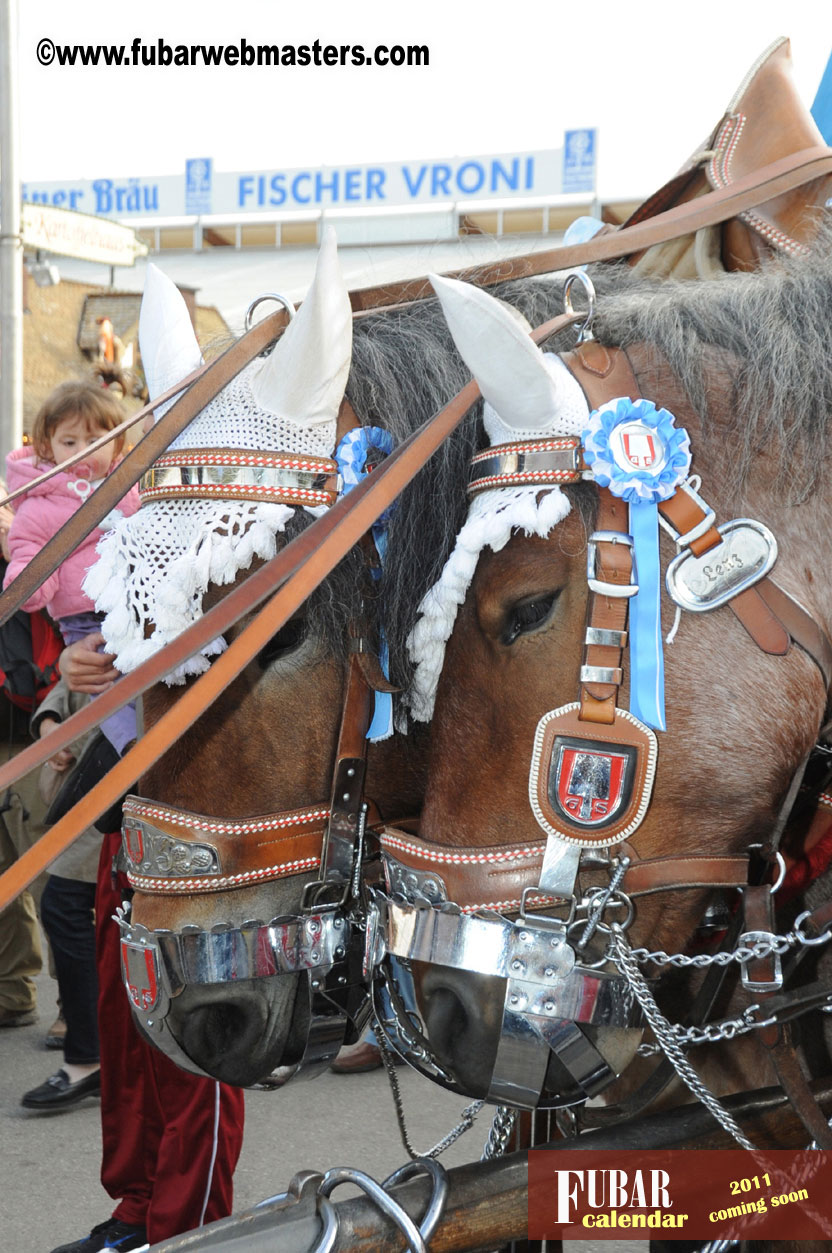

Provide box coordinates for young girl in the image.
[4,381,140,756]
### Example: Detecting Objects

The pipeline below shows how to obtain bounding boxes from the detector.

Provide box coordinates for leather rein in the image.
[2,143,832,910]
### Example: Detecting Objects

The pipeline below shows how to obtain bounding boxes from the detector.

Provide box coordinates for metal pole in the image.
[0,0,23,464]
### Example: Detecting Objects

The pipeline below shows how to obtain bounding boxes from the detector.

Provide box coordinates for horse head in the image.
[85,233,432,1087]
[370,245,832,1120]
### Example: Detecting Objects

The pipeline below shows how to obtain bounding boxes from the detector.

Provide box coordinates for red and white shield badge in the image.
[122,820,144,867]
[610,420,667,475]
[529,703,657,847]
[120,938,160,1013]
[555,745,630,826]
[622,429,656,469]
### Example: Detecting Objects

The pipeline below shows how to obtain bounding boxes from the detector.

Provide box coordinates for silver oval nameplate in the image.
[666,518,777,613]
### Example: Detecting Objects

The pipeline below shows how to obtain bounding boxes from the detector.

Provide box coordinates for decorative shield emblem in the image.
[122,820,144,867]
[529,703,657,847]
[610,421,667,474]
[120,938,161,1012]
[553,742,635,827]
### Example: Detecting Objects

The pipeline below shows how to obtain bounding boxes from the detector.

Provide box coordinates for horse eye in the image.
[502,593,559,646]
[257,617,306,668]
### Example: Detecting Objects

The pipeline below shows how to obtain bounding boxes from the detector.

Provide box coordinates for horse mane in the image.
[588,220,832,503]
[251,228,832,689]
[275,278,568,682]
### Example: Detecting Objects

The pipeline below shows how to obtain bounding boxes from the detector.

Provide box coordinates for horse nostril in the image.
[425,985,468,1059]
[177,997,268,1084]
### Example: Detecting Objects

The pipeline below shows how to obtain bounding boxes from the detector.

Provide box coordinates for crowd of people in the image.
[0,376,384,1253]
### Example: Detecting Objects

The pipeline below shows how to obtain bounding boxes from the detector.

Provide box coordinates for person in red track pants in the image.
[50,641,246,1253]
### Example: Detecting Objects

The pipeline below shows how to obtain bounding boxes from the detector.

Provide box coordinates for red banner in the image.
[528,1149,832,1241]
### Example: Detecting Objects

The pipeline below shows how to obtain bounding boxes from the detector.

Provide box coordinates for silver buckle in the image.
[739,930,784,993]
[586,531,638,598]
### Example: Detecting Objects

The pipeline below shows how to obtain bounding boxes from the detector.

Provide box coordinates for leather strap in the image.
[565,343,831,674]
[348,146,832,312]
[378,826,750,914]
[0,312,581,911]
[579,491,632,724]
[745,885,832,1147]
[121,797,329,895]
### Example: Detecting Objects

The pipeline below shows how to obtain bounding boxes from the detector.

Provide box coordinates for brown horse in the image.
[95,238,569,1089]
[370,228,832,1148]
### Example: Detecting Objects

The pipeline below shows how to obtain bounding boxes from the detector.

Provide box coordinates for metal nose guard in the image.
[366,892,644,1110]
[115,906,368,1087]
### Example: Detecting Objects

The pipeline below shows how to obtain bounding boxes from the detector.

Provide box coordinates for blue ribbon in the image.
[335,427,395,742]
[582,398,691,733]
[628,501,665,730]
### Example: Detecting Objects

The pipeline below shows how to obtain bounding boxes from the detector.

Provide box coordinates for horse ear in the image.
[430,272,587,435]
[251,227,352,427]
[139,263,203,414]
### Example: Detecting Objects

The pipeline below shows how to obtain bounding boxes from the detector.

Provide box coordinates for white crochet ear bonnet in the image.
[84,229,352,684]
[406,275,590,721]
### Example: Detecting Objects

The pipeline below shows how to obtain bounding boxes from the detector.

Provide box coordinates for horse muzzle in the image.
[116,907,368,1087]
[367,890,645,1110]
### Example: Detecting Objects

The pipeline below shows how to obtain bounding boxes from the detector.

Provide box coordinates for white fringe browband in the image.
[84,497,303,684]
[406,482,571,722]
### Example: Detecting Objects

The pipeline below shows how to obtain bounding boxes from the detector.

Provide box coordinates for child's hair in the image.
[30,381,125,463]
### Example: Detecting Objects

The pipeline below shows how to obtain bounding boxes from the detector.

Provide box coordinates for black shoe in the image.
[21,1067,101,1111]
[45,732,125,833]
[49,1217,148,1252]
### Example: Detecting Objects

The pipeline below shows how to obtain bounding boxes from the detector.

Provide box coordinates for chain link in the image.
[378,1031,484,1161]
[481,1105,518,1161]
[636,1004,779,1056]
[629,921,832,970]
[610,927,756,1149]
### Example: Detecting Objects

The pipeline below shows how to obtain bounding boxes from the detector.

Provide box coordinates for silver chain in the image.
[610,927,756,1148]
[481,1104,518,1161]
[636,1004,779,1055]
[378,1032,484,1161]
[629,918,832,970]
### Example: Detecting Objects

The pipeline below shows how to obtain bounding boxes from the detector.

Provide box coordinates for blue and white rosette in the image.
[335,426,395,741]
[582,398,691,732]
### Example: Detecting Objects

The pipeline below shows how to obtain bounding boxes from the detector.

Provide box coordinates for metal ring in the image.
[307,1195,339,1253]
[244,292,296,331]
[747,844,787,895]
[562,270,596,343]
[793,910,832,947]
[382,1158,449,1244]
[318,1167,427,1253]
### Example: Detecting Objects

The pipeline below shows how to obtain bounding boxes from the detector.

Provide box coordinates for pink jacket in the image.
[3,446,141,620]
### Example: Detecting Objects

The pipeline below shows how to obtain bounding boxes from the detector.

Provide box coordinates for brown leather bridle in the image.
[372,334,832,1129]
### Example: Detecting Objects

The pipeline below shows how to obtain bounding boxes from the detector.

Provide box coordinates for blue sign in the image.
[563,129,597,194]
[185,158,212,214]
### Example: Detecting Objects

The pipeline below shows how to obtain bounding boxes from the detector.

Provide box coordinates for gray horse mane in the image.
[275,224,832,692]
[289,277,569,681]
[589,220,832,500]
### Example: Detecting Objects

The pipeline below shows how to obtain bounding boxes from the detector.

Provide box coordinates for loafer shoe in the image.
[49,1217,148,1252]
[0,1006,37,1028]
[329,1041,403,1074]
[22,1067,101,1111]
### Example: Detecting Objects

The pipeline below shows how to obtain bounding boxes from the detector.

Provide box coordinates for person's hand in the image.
[59,633,120,694]
[38,716,76,772]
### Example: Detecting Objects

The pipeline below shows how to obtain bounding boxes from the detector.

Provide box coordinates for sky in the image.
[14,1,831,205]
